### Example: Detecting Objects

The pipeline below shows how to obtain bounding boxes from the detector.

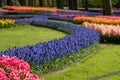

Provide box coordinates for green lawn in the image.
[41,44,120,80]
[0,7,4,10]
[0,24,67,51]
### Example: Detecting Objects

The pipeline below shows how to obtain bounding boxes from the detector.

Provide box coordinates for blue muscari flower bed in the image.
[48,15,73,22]
[48,11,120,23]
[46,11,100,23]
[0,15,37,19]
[57,11,120,16]
[0,11,39,15]
[57,11,102,16]
[0,11,42,19]
[0,13,100,70]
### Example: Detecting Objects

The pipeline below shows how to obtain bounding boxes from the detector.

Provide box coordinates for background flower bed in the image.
[3,6,57,12]
[73,16,120,25]
[46,12,120,43]
[48,16,73,22]
[0,15,38,19]
[48,11,120,22]
[0,10,42,19]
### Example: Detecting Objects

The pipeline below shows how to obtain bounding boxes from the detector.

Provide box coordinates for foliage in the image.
[56,0,64,9]
[88,0,118,7]
[88,0,102,7]
[0,0,119,8]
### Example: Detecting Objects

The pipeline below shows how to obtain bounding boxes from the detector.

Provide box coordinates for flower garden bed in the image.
[73,16,120,43]
[3,6,57,12]
[0,10,40,19]
[0,12,100,74]
[0,10,37,15]
[0,15,38,19]
[0,19,15,28]
[73,16,120,25]
[47,12,120,43]
[82,22,120,43]
[0,55,40,80]
[0,8,120,79]
[47,11,102,22]
[48,15,73,22]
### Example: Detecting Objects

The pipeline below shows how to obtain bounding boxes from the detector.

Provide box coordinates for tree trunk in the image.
[64,0,68,6]
[12,0,20,6]
[56,0,64,9]
[51,0,55,7]
[6,0,13,5]
[117,0,120,8]
[47,0,50,6]
[68,0,77,10]
[28,0,35,6]
[19,0,27,6]
[84,0,88,10]
[0,0,2,7]
[39,0,44,6]
[68,0,73,10]
[102,0,113,15]
[74,0,77,10]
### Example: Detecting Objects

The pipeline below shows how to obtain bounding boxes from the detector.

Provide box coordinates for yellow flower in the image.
[0,19,15,28]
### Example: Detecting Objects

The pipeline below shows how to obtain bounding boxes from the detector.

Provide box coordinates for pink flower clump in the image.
[53,13,85,18]
[82,22,120,36]
[0,55,41,80]
[95,16,120,20]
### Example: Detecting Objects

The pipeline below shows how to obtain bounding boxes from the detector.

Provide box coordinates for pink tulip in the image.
[0,55,40,80]
[82,22,120,36]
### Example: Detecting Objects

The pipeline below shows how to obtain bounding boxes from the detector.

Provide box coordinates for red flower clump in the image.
[0,55,40,80]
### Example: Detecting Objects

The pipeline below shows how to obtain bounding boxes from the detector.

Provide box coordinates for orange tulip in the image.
[74,16,120,25]
[3,6,57,12]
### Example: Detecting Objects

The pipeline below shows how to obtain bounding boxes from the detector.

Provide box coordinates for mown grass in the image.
[0,7,4,10]
[0,8,2,10]
[0,24,67,51]
[41,44,120,80]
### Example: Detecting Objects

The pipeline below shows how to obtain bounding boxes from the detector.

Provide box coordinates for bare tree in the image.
[56,0,64,9]
[102,0,113,15]
[68,0,77,10]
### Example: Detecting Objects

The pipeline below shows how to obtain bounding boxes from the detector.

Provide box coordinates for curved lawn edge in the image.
[47,15,120,43]
[30,42,99,74]
[0,24,67,51]
[0,13,100,72]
